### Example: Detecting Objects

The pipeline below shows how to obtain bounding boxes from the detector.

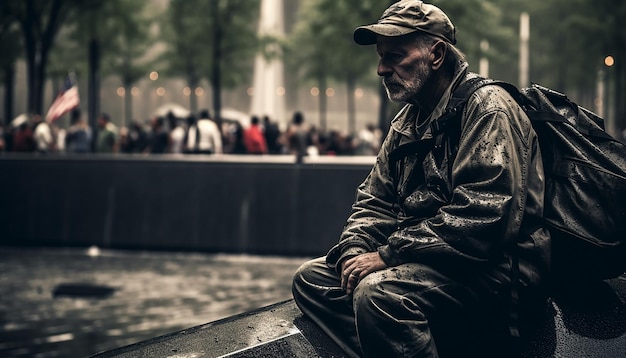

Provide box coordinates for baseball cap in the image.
[353,0,456,45]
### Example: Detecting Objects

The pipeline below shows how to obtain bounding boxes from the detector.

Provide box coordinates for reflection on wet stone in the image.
[0,248,305,358]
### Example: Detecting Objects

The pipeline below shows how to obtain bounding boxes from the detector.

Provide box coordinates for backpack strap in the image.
[432,76,492,138]
[431,76,521,143]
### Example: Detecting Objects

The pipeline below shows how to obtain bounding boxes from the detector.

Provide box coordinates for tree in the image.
[2,0,80,115]
[551,0,625,133]
[161,0,259,125]
[204,0,259,125]
[287,0,333,130]
[47,0,155,128]
[317,0,390,134]
[0,13,21,125]
[288,0,390,132]
[505,0,626,134]
[104,0,154,126]
[426,0,519,82]
[61,0,109,129]
[288,0,515,132]
[161,0,210,113]
[598,0,626,134]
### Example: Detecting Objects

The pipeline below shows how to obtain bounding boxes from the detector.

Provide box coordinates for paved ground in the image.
[0,247,310,358]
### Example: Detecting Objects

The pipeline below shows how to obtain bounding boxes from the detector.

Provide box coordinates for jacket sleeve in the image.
[378,86,534,268]
[325,126,401,270]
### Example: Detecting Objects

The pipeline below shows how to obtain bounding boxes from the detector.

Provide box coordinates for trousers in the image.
[292,257,515,358]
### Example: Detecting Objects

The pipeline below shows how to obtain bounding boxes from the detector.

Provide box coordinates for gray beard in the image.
[382,65,432,103]
[383,80,412,102]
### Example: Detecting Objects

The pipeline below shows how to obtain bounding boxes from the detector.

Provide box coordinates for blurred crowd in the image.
[0,109,383,158]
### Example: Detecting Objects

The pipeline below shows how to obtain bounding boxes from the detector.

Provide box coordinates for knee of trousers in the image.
[352,269,433,324]
[353,272,410,319]
[291,257,333,304]
[292,260,312,295]
[293,258,322,288]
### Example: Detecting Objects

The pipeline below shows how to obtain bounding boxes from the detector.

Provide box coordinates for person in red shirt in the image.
[243,115,268,154]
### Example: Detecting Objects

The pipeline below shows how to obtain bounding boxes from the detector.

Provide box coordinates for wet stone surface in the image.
[0,248,308,358]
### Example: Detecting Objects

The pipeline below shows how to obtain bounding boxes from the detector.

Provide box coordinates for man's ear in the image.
[430,40,447,70]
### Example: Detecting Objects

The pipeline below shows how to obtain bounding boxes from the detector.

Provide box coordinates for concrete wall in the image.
[0,154,374,257]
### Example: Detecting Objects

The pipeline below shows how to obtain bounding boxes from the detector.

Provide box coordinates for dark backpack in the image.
[435,76,626,282]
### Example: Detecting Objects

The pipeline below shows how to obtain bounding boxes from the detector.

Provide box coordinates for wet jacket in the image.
[327,66,550,290]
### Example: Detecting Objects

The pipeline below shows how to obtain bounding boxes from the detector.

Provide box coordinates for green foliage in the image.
[107,0,154,86]
[1,0,624,127]
[287,0,522,88]
[161,0,260,89]
[0,20,21,77]
[287,0,386,87]
[45,0,155,86]
[1,0,86,113]
[160,0,207,83]
[431,0,515,69]
[524,0,621,90]
[288,0,624,110]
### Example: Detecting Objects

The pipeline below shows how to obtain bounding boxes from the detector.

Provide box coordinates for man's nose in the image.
[377,60,392,77]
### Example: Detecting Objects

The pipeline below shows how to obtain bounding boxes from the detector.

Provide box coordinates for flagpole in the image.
[479,40,489,78]
[519,12,530,88]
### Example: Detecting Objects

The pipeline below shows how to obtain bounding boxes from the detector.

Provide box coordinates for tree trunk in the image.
[34,55,47,115]
[187,60,199,113]
[88,38,100,131]
[211,0,222,127]
[318,75,327,131]
[124,83,132,127]
[22,15,36,114]
[189,85,198,114]
[346,74,356,135]
[3,64,14,126]
[21,0,66,115]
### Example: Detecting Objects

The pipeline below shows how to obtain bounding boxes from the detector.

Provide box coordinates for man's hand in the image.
[341,252,388,295]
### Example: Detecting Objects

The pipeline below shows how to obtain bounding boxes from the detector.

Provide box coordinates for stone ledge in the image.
[93,275,626,358]
[91,299,344,358]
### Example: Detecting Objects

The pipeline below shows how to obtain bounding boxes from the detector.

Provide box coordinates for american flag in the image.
[45,73,80,123]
